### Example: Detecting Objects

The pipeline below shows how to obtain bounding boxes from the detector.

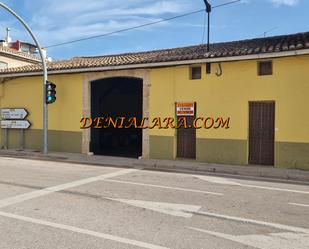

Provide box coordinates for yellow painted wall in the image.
[0,73,83,132]
[149,55,309,144]
[0,54,308,165]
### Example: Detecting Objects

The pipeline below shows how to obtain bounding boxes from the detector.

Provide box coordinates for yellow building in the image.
[0,31,308,170]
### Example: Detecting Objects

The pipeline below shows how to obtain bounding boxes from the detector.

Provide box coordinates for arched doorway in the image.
[90,77,143,158]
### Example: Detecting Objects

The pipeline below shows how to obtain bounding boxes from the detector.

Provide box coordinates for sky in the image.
[0,0,308,60]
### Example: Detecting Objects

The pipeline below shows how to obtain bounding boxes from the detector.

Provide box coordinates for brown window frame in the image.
[257,61,273,76]
[189,65,202,80]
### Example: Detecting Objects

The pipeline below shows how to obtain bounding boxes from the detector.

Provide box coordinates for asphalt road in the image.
[0,157,308,249]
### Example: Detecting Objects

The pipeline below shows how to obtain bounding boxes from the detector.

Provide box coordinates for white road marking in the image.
[231,184,309,194]
[104,179,223,196]
[0,157,14,160]
[191,210,309,234]
[0,168,138,208]
[188,228,309,249]
[0,211,169,249]
[289,202,309,208]
[196,175,309,194]
[195,175,239,185]
[108,198,201,218]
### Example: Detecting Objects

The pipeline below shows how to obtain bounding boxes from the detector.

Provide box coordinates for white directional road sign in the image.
[1,120,31,129]
[1,108,28,120]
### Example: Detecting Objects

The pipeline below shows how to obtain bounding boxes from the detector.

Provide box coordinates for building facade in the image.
[0,28,41,69]
[0,32,308,170]
[0,46,40,69]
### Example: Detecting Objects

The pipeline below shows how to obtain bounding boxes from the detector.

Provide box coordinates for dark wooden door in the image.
[177,115,196,159]
[249,101,275,165]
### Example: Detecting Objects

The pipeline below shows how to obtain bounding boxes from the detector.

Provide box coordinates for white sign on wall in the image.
[176,102,195,116]
[1,108,28,120]
[1,120,31,129]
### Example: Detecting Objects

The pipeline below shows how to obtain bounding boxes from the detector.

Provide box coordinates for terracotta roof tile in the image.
[0,31,309,75]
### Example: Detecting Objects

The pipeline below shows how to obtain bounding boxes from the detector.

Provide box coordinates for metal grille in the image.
[258,61,273,76]
[190,66,201,80]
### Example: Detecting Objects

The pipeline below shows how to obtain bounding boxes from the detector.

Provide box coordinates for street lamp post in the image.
[203,0,212,52]
[0,2,48,154]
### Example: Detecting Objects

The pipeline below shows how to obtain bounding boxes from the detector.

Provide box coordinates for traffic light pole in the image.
[0,2,48,154]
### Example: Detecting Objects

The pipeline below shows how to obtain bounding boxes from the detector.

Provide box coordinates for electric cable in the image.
[201,12,207,44]
[44,0,241,49]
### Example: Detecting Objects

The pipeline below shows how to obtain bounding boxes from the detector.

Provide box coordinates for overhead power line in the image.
[44,0,241,49]
[201,11,207,44]
[257,27,279,38]
[213,0,241,8]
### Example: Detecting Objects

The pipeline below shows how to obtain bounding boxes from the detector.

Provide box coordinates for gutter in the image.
[0,48,309,78]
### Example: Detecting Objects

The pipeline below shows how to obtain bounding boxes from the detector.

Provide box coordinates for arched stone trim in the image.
[82,69,151,159]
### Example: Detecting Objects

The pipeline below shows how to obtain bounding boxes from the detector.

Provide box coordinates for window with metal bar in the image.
[258,61,273,76]
[190,66,202,80]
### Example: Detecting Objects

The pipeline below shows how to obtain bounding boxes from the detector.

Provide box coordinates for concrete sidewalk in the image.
[0,149,308,183]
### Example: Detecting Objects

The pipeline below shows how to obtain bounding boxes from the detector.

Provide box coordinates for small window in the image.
[190,66,201,80]
[258,61,272,76]
[0,61,8,69]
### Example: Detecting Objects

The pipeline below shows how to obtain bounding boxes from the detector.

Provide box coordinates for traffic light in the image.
[46,81,56,104]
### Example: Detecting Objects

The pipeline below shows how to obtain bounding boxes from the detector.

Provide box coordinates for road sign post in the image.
[3,128,7,150]
[0,108,31,150]
[20,129,24,150]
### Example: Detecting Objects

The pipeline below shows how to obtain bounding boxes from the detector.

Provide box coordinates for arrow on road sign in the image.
[1,120,31,129]
[1,108,28,120]
[107,198,201,218]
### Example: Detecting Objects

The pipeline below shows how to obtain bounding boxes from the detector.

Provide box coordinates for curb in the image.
[0,151,309,184]
[134,162,309,184]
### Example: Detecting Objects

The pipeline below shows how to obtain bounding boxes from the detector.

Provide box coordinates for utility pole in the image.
[203,0,212,74]
[0,2,48,154]
[203,0,212,52]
